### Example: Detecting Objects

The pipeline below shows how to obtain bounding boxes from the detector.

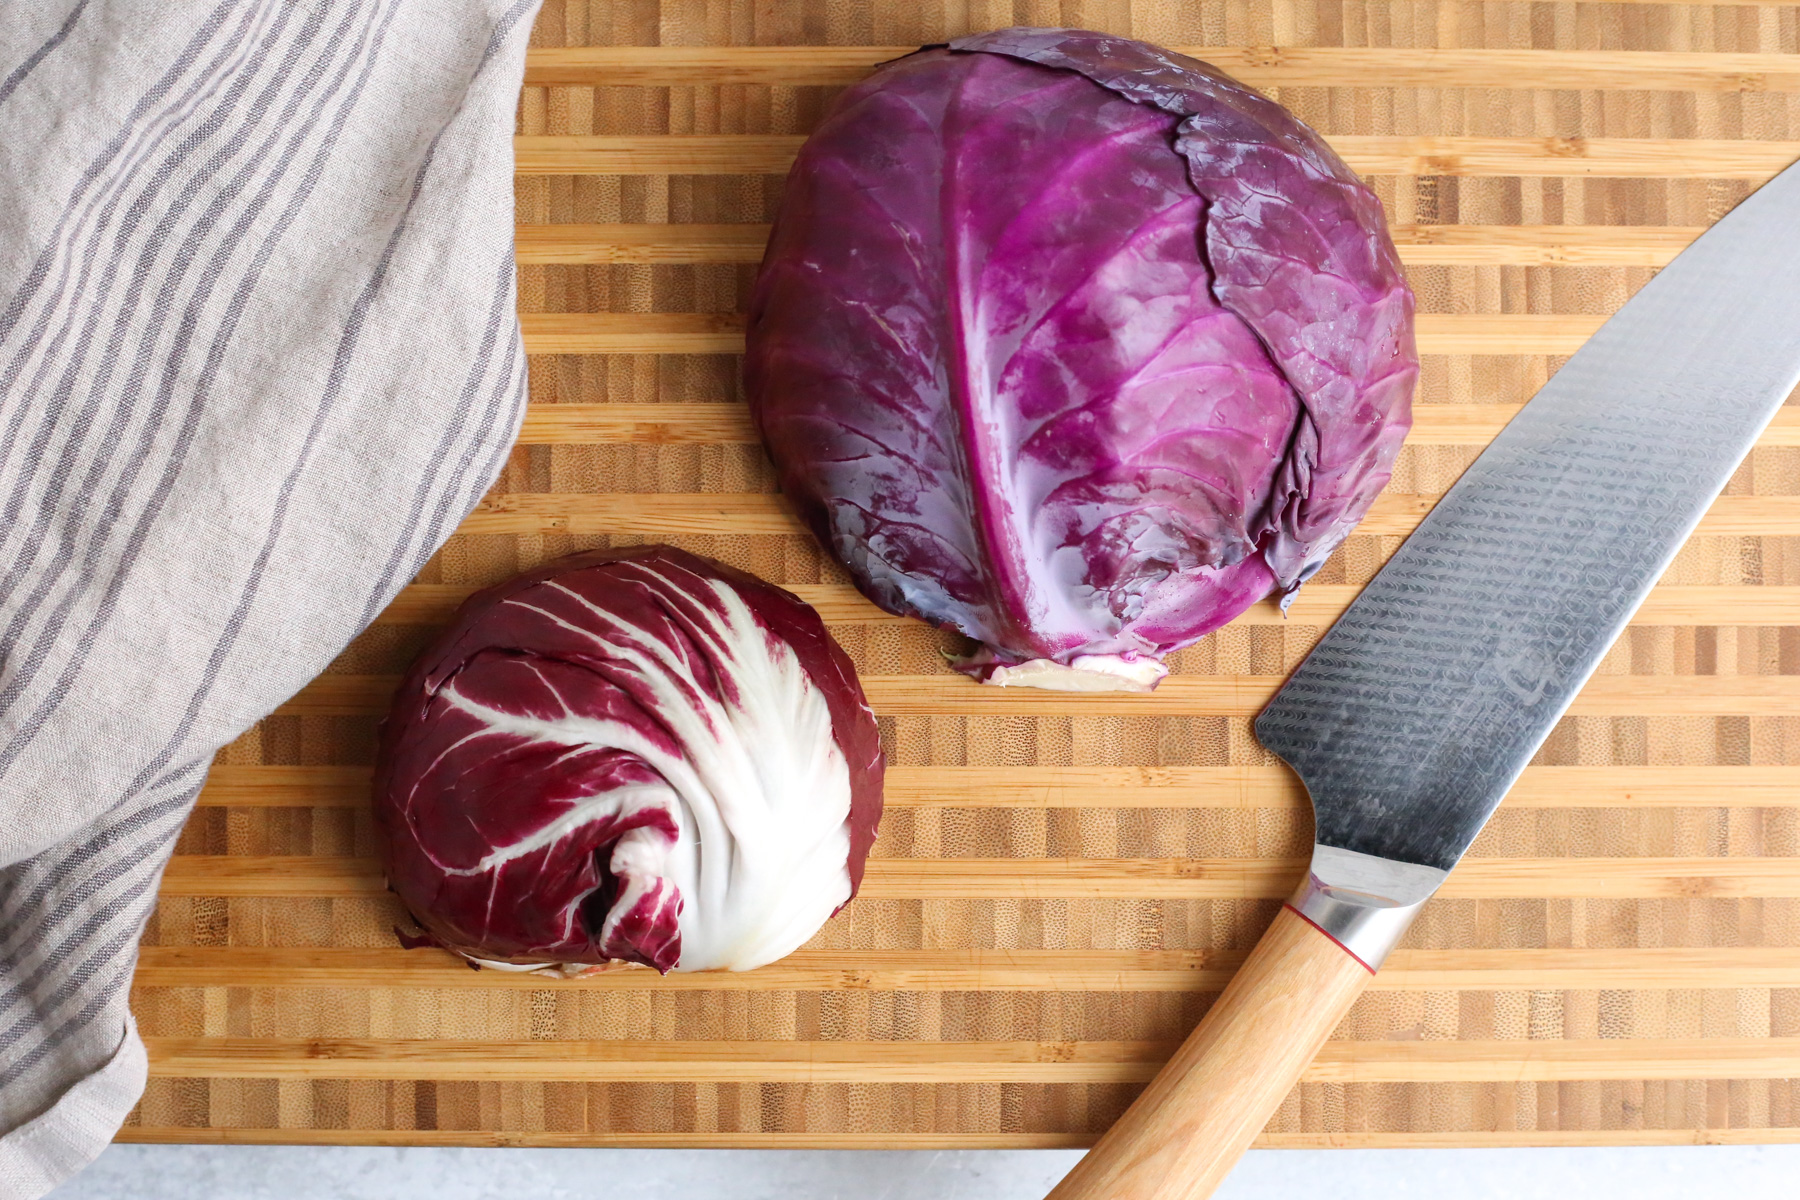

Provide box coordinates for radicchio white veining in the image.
[374,546,884,975]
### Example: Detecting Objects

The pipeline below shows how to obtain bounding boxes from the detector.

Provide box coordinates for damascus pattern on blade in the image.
[1256,159,1800,873]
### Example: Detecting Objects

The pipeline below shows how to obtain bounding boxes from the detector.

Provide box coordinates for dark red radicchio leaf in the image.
[745,28,1415,692]
[373,546,884,975]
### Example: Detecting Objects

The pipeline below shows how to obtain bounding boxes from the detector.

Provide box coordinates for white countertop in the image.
[49,1144,1800,1199]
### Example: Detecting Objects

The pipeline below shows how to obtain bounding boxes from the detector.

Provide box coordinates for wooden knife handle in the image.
[1045,904,1373,1200]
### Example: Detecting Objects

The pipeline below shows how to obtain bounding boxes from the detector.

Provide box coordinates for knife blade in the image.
[1046,157,1800,1200]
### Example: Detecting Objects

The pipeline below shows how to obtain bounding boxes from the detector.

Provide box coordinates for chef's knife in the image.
[1046,157,1800,1200]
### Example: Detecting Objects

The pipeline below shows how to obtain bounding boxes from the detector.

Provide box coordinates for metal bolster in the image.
[1288,845,1449,971]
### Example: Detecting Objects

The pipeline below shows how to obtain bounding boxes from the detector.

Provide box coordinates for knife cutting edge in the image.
[1047,157,1800,1200]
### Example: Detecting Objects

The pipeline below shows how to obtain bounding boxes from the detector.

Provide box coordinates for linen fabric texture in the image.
[0,2,540,1194]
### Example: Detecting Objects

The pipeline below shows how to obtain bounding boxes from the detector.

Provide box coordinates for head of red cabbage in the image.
[745,28,1417,692]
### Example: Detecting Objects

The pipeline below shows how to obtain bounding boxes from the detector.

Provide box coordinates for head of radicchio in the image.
[373,545,885,975]
[745,28,1416,692]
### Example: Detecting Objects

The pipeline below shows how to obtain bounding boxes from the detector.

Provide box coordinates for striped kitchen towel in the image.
[0,2,540,1194]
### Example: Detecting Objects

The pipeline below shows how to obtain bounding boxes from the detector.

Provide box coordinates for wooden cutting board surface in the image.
[123,0,1800,1150]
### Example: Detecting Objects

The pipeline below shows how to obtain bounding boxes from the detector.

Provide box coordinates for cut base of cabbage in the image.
[980,654,1168,692]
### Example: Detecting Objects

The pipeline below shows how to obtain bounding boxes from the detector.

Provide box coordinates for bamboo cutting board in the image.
[122,0,1800,1151]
